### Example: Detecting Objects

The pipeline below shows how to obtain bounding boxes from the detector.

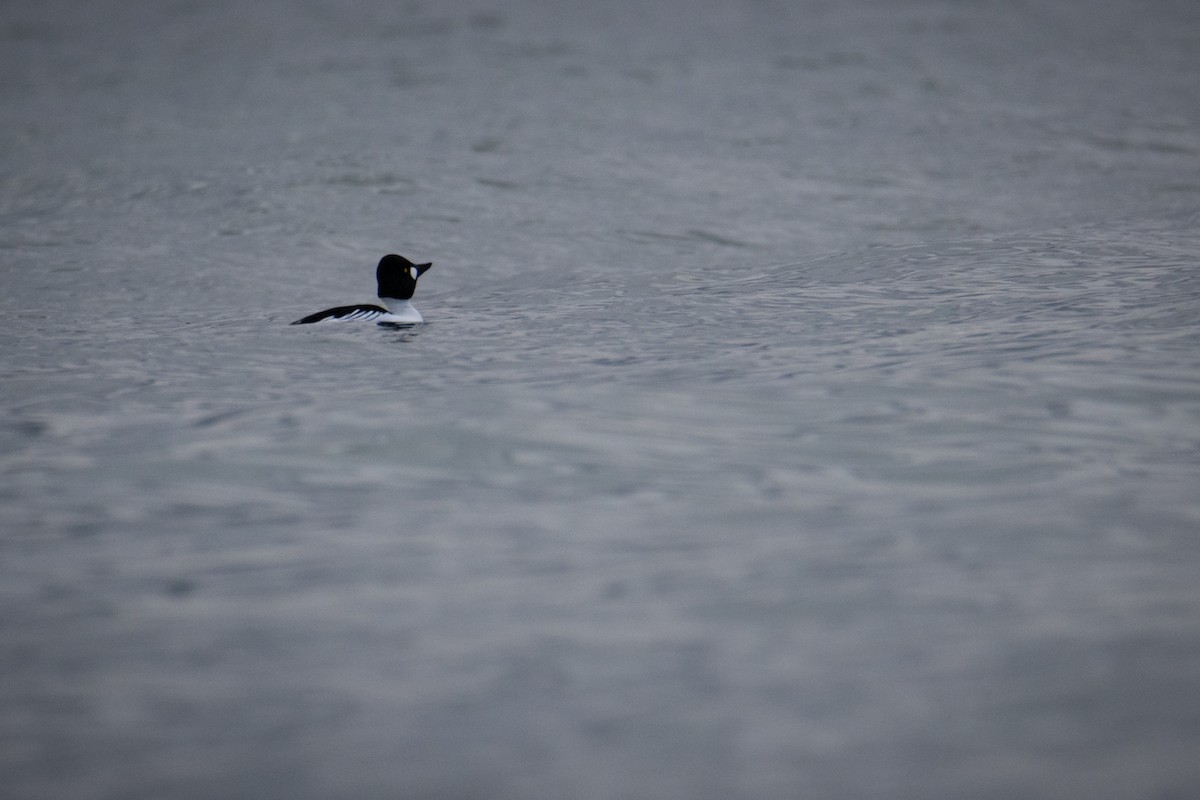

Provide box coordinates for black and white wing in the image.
[291,304,391,325]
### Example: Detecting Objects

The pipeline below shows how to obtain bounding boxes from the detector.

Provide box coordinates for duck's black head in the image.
[376,254,432,300]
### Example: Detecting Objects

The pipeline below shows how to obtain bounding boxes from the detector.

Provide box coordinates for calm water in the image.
[3,1,1200,798]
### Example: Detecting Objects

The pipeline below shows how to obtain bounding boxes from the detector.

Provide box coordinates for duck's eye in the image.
[410,267,419,279]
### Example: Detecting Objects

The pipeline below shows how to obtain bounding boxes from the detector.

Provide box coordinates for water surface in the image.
[3,1,1200,798]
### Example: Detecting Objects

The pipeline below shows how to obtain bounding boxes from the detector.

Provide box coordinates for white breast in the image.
[380,299,423,323]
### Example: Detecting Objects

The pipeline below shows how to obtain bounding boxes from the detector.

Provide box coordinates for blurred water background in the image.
[2,1,1199,798]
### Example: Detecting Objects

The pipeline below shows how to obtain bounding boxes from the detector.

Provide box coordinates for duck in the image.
[292,254,431,325]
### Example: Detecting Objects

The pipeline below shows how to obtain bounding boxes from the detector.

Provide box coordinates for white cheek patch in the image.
[410,267,419,279]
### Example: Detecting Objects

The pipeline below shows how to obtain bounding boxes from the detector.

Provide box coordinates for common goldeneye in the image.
[292,254,432,325]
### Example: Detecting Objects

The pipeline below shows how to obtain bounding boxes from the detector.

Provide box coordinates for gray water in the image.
[3,1,1200,798]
